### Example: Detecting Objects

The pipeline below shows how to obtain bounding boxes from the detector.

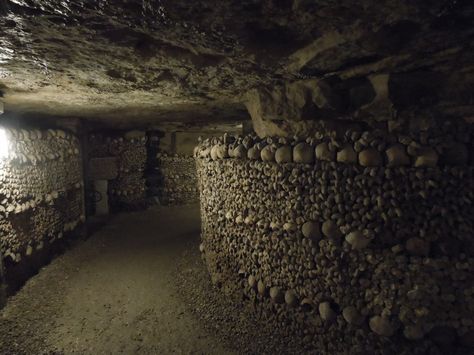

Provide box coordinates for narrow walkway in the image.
[0,205,235,354]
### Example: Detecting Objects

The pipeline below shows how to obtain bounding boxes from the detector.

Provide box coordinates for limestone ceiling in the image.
[0,0,473,128]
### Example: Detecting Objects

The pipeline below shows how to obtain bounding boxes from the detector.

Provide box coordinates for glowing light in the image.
[0,128,10,160]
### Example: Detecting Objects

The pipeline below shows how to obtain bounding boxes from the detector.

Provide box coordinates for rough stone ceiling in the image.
[0,0,473,128]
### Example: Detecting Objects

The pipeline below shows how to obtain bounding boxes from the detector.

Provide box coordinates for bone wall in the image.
[154,152,199,205]
[87,133,147,211]
[195,123,474,354]
[0,128,84,267]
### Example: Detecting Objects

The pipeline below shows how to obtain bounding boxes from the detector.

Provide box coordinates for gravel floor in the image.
[0,204,305,355]
[0,205,234,355]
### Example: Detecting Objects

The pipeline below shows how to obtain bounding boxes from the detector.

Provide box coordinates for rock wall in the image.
[195,125,474,354]
[0,128,84,268]
[87,133,147,210]
[154,152,199,205]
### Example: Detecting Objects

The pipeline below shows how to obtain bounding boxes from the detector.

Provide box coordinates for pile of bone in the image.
[109,177,146,202]
[0,207,85,263]
[112,137,146,205]
[155,152,199,205]
[88,134,146,158]
[88,133,147,206]
[0,162,82,211]
[0,127,85,262]
[119,143,146,172]
[194,129,474,353]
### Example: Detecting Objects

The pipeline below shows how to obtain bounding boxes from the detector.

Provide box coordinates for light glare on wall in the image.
[0,128,10,159]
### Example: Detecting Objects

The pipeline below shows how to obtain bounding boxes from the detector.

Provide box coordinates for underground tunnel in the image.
[0,1,473,354]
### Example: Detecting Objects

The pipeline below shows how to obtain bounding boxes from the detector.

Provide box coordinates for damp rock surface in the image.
[0,1,473,128]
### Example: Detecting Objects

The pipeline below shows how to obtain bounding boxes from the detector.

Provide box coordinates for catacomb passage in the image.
[0,1,473,354]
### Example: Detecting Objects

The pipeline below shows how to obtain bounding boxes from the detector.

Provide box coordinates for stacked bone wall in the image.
[88,133,146,209]
[0,128,84,265]
[195,121,474,354]
[155,152,199,205]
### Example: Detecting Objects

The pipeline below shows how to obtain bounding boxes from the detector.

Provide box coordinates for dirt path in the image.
[0,205,235,355]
